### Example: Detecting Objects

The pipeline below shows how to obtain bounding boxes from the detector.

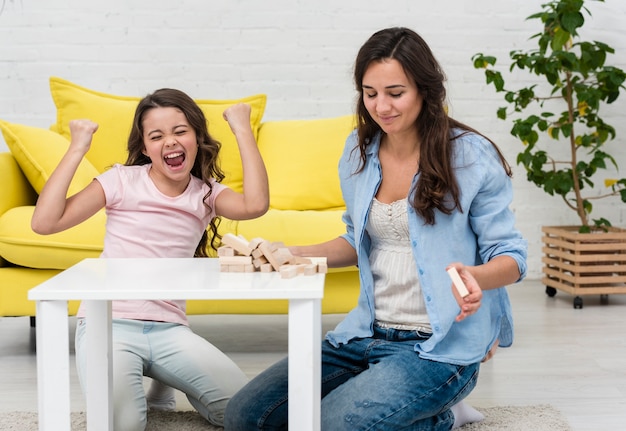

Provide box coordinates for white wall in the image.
[2,0,626,278]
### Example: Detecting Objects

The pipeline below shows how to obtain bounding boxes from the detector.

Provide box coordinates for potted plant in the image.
[472,0,626,308]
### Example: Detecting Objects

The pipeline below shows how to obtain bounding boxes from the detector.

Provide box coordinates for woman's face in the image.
[362,58,423,137]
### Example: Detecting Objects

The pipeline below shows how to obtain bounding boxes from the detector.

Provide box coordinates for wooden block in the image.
[253,256,268,268]
[307,257,328,266]
[447,267,469,298]
[248,237,265,250]
[270,241,286,252]
[217,246,235,257]
[273,248,295,265]
[244,264,255,273]
[221,233,253,256]
[229,264,245,273]
[258,241,283,271]
[280,265,298,279]
[294,256,312,265]
[282,264,304,275]
[260,263,273,273]
[300,256,327,273]
[218,256,253,265]
[303,264,317,275]
[219,264,230,272]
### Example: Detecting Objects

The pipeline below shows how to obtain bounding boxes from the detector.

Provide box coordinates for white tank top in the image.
[367,198,431,332]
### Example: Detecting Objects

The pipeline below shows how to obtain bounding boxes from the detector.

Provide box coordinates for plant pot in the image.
[541,225,626,308]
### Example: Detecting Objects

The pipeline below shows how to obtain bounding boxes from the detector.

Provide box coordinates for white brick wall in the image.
[1,0,625,278]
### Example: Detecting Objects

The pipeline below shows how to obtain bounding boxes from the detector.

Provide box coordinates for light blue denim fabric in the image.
[75,318,248,431]
[224,325,479,430]
[329,130,528,364]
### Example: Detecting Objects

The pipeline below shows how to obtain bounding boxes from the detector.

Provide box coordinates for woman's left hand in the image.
[447,264,482,322]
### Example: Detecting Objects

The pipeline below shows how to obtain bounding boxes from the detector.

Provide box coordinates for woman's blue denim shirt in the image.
[326,129,528,365]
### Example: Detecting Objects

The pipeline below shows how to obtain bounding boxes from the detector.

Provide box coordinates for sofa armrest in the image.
[0,152,37,216]
[0,152,37,267]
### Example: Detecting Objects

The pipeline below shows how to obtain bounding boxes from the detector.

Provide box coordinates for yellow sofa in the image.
[0,77,359,319]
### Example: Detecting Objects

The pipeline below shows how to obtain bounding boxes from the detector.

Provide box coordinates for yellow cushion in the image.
[257,115,355,210]
[0,120,99,195]
[0,206,105,269]
[49,77,267,192]
[0,152,37,216]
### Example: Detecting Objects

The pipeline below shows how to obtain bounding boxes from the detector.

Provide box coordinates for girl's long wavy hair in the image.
[353,27,511,224]
[126,88,225,256]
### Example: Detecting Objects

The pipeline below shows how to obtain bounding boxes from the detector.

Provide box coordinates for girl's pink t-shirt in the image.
[77,163,227,326]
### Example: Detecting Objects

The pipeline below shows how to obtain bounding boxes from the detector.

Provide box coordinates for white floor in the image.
[1,278,625,430]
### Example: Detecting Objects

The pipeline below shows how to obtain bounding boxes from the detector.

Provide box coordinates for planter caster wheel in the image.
[573,296,583,309]
[545,286,557,297]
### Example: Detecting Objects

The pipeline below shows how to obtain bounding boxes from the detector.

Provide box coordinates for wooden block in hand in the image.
[447,267,469,298]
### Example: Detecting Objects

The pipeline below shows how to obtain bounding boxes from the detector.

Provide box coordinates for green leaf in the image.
[560,11,584,35]
[551,29,571,51]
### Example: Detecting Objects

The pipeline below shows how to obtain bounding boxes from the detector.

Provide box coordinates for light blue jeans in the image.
[224,325,479,430]
[75,318,248,431]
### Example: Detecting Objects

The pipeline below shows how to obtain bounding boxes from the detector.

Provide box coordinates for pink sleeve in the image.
[95,164,124,207]
[204,178,228,212]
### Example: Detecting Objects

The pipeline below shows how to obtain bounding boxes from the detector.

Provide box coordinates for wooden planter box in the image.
[542,225,626,308]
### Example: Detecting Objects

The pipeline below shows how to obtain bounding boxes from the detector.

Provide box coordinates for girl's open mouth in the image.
[164,152,185,168]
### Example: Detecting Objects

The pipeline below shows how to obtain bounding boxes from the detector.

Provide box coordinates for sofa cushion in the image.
[0,206,105,269]
[0,152,37,217]
[257,115,355,210]
[49,77,267,192]
[0,120,100,196]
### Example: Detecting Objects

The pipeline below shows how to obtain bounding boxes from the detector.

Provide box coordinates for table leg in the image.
[84,300,113,431]
[288,298,321,431]
[35,300,71,430]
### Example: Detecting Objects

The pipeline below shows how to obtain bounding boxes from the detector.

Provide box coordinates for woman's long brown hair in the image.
[353,27,511,225]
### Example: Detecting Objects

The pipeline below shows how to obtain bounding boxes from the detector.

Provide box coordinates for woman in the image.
[224,27,527,430]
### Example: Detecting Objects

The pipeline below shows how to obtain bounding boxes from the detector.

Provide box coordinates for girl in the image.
[32,88,269,430]
[224,27,527,431]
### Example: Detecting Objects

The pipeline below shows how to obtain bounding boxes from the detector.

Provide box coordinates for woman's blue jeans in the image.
[224,325,479,430]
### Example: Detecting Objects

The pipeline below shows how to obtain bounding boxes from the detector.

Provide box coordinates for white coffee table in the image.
[28,257,325,431]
